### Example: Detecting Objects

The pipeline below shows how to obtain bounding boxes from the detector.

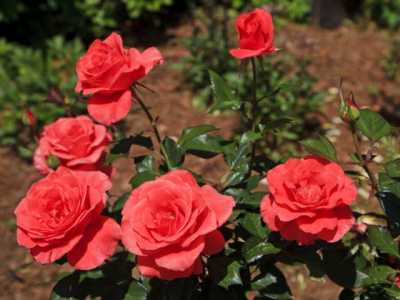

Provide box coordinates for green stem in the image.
[130,86,173,171]
[247,57,258,176]
[350,123,379,191]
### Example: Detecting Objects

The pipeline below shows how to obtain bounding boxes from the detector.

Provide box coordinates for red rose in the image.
[33,116,113,177]
[229,8,277,59]
[14,168,120,270]
[75,32,163,125]
[260,155,357,245]
[121,170,235,280]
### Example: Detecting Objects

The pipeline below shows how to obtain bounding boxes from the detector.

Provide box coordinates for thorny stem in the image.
[130,86,173,171]
[350,123,379,193]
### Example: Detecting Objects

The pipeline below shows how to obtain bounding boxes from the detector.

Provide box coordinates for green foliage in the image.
[383,33,400,83]
[362,0,400,30]
[176,4,326,159]
[0,36,85,150]
[230,0,312,24]
[121,0,173,19]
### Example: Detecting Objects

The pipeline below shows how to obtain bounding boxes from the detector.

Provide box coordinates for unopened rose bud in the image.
[46,154,60,170]
[339,79,360,124]
[22,109,36,126]
[340,92,360,124]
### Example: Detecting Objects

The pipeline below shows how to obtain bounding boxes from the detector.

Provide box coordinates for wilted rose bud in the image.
[340,92,360,123]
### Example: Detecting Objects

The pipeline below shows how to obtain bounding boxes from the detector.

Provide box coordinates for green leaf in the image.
[178,124,217,145]
[257,263,293,299]
[163,137,184,167]
[355,109,391,143]
[225,171,247,187]
[299,135,338,162]
[124,281,148,300]
[276,82,303,92]
[225,145,249,171]
[209,100,242,113]
[368,225,400,258]
[105,135,154,165]
[239,131,263,146]
[50,272,80,300]
[182,134,221,157]
[364,265,396,286]
[376,180,400,236]
[384,286,400,297]
[129,172,157,189]
[208,69,237,103]
[208,257,242,289]
[384,158,400,179]
[112,193,130,212]
[251,273,277,291]
[217,261,242,289]
[242,237,281,263]
[134,156,157,174]
[240,212,268,238]
[263,117,294,132]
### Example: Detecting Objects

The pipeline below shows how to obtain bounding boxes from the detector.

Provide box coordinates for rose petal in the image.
[199,185,235,227]
[137,255,202,280]
[202,229,225,255]
[67,215,120,270]
[153,236,205,271]
[88,89,132,125]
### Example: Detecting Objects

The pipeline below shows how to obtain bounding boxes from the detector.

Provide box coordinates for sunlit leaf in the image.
[384,158,400,179]
[178,125,218,145]
[368,225,400,258]
[208,69,237,103]
[355,109,391,143]
[124,281,147,300]
[299,135,338,162]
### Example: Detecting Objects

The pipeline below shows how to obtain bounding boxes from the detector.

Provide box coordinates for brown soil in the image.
[1,20,399,300]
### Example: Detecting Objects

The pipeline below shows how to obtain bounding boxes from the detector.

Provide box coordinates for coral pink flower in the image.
[14,168,120,270]
[33,116,114,177]
[75,32,163,125]
[121,170,235,280]
[230,8,277,59]
[260,155,357,245]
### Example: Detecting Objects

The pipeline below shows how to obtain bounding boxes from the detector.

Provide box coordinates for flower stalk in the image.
[130,85,173,170]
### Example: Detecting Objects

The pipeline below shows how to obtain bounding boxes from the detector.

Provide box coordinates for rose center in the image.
[296,183,322,204]
[164,212,176,220]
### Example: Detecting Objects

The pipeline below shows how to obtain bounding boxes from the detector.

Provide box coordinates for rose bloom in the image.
[121,170,235,280]
[33,115,114,177]
[14,168,120,270]
[75,32,163,125]
[260,155,357,245]
[230,8,277,59]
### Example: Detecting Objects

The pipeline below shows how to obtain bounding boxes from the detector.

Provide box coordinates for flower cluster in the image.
[15,7,398,300]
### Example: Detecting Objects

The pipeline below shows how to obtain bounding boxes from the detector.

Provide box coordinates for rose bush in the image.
[229,8,277,59]
[14,7,400,299]
[75,32,163,125]
[33,115,114,177]
[120,170,235,280]
[260,155,358,245]
[14,168,120,270]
